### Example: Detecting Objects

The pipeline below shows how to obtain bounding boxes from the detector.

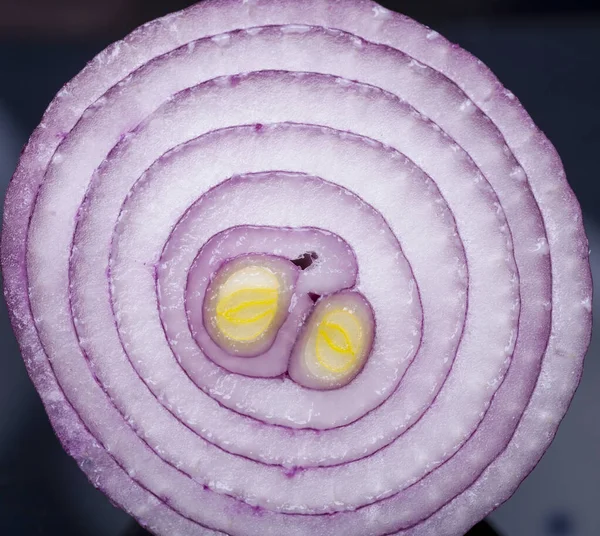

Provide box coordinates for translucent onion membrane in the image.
[1,0,592,535]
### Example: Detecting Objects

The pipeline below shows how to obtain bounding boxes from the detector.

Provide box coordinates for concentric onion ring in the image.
[1,1,591,535]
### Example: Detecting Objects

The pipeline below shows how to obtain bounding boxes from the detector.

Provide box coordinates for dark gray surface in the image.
[0,16,597,536]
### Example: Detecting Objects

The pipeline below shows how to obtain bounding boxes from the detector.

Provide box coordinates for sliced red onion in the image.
[1,0,591,535]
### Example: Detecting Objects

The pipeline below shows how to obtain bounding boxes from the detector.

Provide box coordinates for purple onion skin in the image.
[1,1,592,536]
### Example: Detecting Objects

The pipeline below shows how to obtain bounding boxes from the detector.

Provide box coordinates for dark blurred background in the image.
[0,1,598,535]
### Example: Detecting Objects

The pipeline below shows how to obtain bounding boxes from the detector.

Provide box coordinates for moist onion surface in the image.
[1,1,592,535]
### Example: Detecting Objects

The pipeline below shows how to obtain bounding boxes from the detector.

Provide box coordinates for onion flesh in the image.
[1,1,591,535]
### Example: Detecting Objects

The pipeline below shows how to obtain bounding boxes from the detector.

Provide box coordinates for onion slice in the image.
[1,0,591,535]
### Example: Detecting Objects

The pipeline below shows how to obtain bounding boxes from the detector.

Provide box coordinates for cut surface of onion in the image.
[1,0,591,535]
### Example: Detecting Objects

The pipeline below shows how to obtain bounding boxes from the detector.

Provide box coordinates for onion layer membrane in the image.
[1,0,591,535]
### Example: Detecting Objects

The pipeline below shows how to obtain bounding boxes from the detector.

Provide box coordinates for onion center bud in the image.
[203,254,297,357]
[289,290,375,390]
